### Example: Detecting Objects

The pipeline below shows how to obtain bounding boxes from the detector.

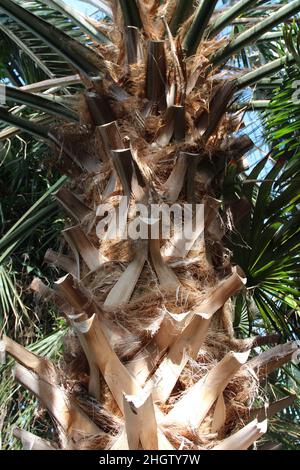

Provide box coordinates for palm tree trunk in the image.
[1,0,299,452]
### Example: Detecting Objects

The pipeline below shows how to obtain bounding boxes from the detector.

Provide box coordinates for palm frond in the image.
[229,155,300,339]
[5,86,79,121]
[119,0,143,28]
[0,175,67,264]
[169,0,194,36]
[237,53,295,89]
[212,0,300,65]
[0,107,50,139]
[183,0,218,56]
[42,0,110,44]
[0,0,103,77]
[0,327,66,449]
[208,0,261,38]
[0,22,54,78]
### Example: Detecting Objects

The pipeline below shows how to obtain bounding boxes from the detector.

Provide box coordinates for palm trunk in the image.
[1,0,299,452]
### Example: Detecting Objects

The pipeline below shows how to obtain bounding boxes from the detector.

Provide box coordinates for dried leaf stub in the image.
[99,121,124,155]
[55,274,94,315]
[104,242,148,307]
[111,148,147,200]
[149,316,211,403]
[69,315,101,401]
[12,361,99,444]
[63,225,105,272]
[110,430,129,450]
[250,395,296,422]
[146,40,167,111]
[30,277,55,300]
[123,393,158,450]
[148,268,247,403]
[85,91,116,127]
[150,237,180,290]
[161,204,204,259]
[73,313,141,413]
[193,267,246,319]
[13,428,56,451]
[211,393,226,433]
[164,350,250,428]
[111,417,174,451]
[213,419,268,450]
[185,153,201,203]
[246,341,300,377]
[154,310,192,354]
[44,249,77,275]
[2,335,57,380]
[196,82,237,141]
[162,153,187,203]
[155,106,185,146]
[125,26,143,65]
[55,187,92,223]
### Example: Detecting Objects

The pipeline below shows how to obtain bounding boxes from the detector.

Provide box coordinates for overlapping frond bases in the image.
[1,0,300,451]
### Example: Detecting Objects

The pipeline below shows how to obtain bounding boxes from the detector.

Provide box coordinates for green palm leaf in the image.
[0,0,103,76]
